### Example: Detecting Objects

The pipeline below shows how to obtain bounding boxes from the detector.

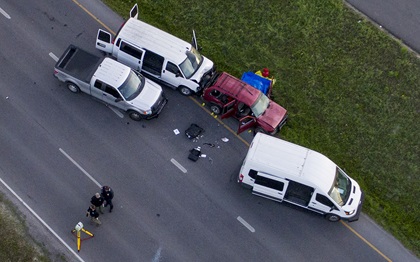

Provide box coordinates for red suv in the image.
[202,72,288,135]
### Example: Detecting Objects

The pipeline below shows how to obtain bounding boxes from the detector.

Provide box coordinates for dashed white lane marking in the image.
[49,52,59,62]
[237,216,255,233]
[0,177,85,262]
[170,158,187,173]
[152,246,162,262]
[107,105,124,118]
[0,7,11,19]
[60,148,102,188]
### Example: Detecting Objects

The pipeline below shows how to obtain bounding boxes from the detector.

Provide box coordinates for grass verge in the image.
[103,0,419,256]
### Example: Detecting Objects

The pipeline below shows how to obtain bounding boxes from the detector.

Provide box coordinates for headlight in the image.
[345,210,355,215]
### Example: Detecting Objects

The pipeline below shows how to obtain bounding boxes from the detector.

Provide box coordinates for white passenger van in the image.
[238,133,364,222]
[95,4,215,96]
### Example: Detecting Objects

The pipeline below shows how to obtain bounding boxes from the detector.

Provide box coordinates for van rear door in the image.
[130,4,138,19]
[96,29,113,54]
[252,172,289,202]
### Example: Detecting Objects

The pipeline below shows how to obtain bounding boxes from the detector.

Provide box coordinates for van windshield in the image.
[118,71,144,101]
[251,93,269,117]
[328,168,352,206]
[179,48,203,79]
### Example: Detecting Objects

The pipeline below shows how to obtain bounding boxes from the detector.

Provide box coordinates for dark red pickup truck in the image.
[201,72,288,135]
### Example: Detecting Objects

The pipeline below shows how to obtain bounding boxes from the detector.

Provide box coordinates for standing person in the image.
[90,193,105,214]
[86,204,101,225]
[101,186,114,213]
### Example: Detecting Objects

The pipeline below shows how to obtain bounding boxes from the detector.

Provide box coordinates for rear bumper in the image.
[348,190,364,222]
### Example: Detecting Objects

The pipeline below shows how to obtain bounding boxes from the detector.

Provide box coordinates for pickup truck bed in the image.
[56,45,102,83]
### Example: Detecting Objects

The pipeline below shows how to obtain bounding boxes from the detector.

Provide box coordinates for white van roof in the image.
[118,18,192,65]
[93,57,130,88]
[249,133,337,193]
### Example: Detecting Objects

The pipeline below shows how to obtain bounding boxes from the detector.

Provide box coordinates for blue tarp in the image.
[241,72,271,95]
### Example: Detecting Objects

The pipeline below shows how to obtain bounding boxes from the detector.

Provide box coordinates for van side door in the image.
[96,29,113,54]
[308,192,339,214]
[141,51,164,78]
[117,41,145,72]
[252,172,289,202]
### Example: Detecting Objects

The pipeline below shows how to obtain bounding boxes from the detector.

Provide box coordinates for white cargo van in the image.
[95,4,215,96]
[238,133,364,222]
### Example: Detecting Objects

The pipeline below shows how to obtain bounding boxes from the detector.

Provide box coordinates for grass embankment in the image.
[104,0,420,255]
[0,193,50,261]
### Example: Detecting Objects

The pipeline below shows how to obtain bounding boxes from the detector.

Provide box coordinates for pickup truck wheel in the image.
[210,105,221,115]
[67,83,80,93]
[179,86,192,96]
[128,110,142,121]
[325,213,341,222]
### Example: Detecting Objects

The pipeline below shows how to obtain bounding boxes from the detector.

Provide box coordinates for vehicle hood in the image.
[257,100,287,128]
[129,79,163,111]
[342,177,363,213]
[189,56,214,82]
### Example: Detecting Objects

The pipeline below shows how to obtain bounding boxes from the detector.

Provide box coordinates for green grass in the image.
[0,193,50,261]
[104,0,420,256]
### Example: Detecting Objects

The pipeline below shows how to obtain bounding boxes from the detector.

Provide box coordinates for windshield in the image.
[328,168,352,206]
[118,71,144,101]
[178,47,203,79]
[250,93,270,117]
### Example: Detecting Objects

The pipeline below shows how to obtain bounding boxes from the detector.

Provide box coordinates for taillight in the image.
[53,69,58,75]
[238,174,244,182]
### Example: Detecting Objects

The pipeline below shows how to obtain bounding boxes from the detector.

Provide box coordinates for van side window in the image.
[284,181,314,206]
[98,31,111,42]
[105,85,121,99]
[248,169,257,179]
[120,42,143,60]
[255,176,284,191]
[316,194,335,207]
[166,62,181,75]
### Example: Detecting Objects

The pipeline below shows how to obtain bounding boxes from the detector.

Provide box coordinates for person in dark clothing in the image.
[86,204,101,225]
[90,193,105,214]
[101,186,114,213]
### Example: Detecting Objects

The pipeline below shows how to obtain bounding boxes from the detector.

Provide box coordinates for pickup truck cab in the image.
[202,72,288,135]
[54,45,167,121]
[95,4,215,96]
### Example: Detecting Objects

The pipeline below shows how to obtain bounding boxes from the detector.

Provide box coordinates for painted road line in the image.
[152,247,162,262]
[49,52,59,62]
[0,7,11,19]
[71,0,115,35]
[107,105,124,118]
[170,158,187,173]
[59,148,102,188]
[237,216,255,233]
[0,177,85,262]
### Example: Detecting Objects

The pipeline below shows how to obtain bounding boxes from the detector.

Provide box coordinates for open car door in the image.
[191,30,199,50]
[252,172,289,203]
[221,100,236,119]
[130,4,138,19]
[96,29,113,54]
[237,115,256,134]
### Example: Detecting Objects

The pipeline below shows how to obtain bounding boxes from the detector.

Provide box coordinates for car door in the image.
[160,61,182,89]
[96,29,113,54]
[221,100,236,119]
[237,115,256,134]
[252,172,289,202]
[117,41,145,72]
[91,80,125,110]
[308,191,339,214]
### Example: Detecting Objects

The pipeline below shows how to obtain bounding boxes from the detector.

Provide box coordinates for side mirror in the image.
[175,72,181,77]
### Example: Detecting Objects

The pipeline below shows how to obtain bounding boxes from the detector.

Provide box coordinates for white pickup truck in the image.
[53,45,167,121]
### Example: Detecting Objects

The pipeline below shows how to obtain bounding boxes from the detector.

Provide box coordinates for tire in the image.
[325,213,341,222]
[210,104,222,115]
[178,86,192,96]
[128,110,143,121]
[67,82,80,93]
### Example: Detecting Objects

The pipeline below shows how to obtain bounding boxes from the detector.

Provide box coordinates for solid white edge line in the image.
[0,177,85,262]
[59,148,102,188]
[237,216,255,233]
[170,158,187,173]
[49,52,59,62]
[152,246,162,262]
[107,106,124,118]
[0,7,11,19]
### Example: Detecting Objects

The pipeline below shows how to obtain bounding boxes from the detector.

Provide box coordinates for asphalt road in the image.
[0,0,418,261]
[347,0,420,53]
